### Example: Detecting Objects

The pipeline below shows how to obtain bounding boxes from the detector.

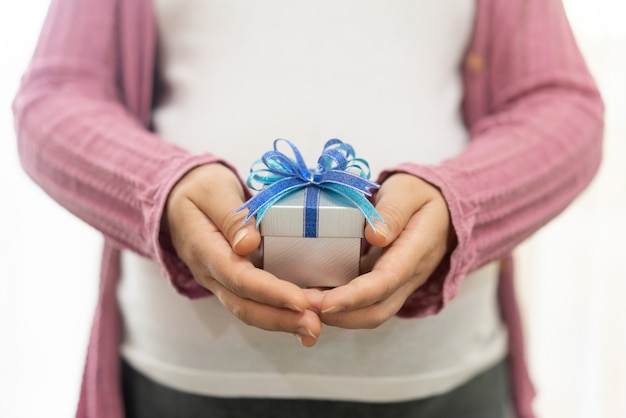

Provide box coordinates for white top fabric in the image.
[118,0,508,402]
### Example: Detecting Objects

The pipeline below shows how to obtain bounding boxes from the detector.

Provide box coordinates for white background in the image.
[1,1,625,417]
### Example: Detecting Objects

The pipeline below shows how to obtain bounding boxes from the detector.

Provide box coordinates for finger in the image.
[360,245,382,274]
[178,163,261,256]
[170,194,311,312]
[321,277,418,329]
[322,207,447,328]
[319,268,407,317]
[321,208,438,314]
[201,176,261,255]
[169,165,312,312]
[294,333,319,348]
[365,173,427,248]
[207,277,322,341]
[302,288,326,315]
[186,219,312,312]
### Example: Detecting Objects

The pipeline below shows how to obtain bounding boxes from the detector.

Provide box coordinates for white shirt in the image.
[118,0,508,402]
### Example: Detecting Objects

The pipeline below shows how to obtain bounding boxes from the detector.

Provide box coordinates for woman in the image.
[13,0,603,417]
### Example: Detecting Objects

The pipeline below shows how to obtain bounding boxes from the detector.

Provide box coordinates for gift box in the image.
[236,139,383,288]
[260,188,365,287]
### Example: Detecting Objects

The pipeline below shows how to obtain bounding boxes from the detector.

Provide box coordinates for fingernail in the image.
[293,333,307,348]
[295,327,317,339]
[232,228,248,249]
[285,302,304,313]
[321,305,344,314]
[373,220,390,239]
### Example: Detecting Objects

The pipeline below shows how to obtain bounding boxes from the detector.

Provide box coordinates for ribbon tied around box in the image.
[235,139,384,237]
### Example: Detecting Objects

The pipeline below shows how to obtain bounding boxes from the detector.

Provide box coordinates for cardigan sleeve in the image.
[12,0,219,298]
[386,0,604,317]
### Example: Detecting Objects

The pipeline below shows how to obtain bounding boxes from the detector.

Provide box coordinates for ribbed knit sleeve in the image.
[388,0,604,317]
[12,0,221,297]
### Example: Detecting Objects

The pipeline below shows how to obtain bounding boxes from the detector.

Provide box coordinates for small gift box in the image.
[236,139,383,287]
[260,188,364,287]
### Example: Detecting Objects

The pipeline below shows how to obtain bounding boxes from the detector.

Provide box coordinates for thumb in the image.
[205,192,261,257]
[364,173,425,248]
[184,163,262,256]
[222,209,261,256]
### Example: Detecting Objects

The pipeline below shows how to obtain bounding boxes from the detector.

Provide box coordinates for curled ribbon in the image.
[235,138,384,233]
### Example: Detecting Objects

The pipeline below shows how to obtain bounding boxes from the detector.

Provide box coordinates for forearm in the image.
[12,0,226,296]
[383,0,604,317]
[16,90,217,251]
[399,86,603,269]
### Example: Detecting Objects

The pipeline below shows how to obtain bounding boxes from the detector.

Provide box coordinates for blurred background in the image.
[0,1,624,417]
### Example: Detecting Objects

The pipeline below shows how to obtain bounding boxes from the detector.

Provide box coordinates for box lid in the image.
[260,188,365,238]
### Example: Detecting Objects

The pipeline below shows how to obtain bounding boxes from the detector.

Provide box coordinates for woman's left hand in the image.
[313,173,456,329]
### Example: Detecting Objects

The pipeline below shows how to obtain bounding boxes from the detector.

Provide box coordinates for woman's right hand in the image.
[163,163,321,347]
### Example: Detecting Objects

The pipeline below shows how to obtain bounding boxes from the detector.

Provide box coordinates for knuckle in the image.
[322,314,346,328]
[229,303,253,326]
[221,211,247,243]
[221,274,246,298]
[364,309,390,329]
[213,288,249,325]
[381,275,401,298]
[176,238,199,265]
[323,311,387,330]
[374,268,404,298]
[413,246,446,278]
[380,204,406,234]
[193,271,215,290]
[275,313,296,333]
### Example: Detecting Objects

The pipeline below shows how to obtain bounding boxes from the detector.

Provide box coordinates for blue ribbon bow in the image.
[235,139,384,237]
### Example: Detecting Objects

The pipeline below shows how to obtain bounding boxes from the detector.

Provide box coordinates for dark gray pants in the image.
[121,360,514,418]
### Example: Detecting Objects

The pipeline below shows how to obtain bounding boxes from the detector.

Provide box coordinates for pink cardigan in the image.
[13,0,603,417]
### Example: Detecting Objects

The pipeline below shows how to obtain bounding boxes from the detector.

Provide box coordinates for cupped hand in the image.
[164,163,321,346]
[316,173,456,329]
